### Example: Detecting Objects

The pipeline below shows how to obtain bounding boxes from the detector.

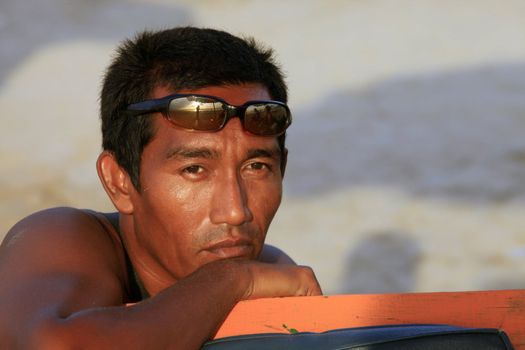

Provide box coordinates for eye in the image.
[243,161,274,179]
[249,162,268,171]
[182,165,204,175]
[244,162,273,176]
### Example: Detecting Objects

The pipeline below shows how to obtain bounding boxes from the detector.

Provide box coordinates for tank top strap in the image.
[82,210,145,302]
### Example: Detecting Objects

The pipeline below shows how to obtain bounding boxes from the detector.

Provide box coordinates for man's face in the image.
[128,84,285,283]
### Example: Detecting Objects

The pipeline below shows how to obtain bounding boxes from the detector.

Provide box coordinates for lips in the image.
[204,238,254,259]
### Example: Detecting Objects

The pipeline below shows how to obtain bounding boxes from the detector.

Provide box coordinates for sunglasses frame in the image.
[125,93,292,136]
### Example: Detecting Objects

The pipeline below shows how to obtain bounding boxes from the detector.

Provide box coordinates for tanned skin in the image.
[0,84,321,349]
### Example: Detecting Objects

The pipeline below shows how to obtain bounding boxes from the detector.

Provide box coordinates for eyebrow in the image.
[165,147,219,160]
[247,148,281,160]
[165,146,281,161]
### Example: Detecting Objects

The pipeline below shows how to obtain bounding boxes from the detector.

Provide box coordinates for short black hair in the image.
[100,27,288,189]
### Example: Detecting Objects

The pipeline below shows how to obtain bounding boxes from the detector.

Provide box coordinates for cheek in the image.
[165,182,206,211]
[138,178,212,246]
[155,181,212,228]
[249,180,282,225]
[137,180,215,273]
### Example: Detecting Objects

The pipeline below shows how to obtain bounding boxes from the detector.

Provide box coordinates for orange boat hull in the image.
[214,289,525,349]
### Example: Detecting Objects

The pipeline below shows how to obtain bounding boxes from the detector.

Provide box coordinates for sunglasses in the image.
[125,93,292,136]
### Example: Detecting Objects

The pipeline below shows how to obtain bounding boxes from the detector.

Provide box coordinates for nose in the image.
[210,172,253,226]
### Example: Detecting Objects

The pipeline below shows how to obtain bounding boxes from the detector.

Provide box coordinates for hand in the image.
[240,261,322,300]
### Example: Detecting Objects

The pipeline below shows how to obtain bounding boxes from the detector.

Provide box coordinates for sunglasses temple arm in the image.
[126,100,170,115]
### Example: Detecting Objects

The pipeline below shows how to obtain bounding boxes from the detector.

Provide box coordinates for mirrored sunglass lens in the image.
[167,97,225,130]
[245,103,290,135]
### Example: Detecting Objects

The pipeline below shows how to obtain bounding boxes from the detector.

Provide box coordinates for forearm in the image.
[9,259,320,349]
[26,260,248,350]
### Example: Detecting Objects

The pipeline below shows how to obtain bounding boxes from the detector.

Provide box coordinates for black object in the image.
[202,324,514,350]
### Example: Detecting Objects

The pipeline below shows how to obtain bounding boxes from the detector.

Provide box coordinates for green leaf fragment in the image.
[282,323,299,334]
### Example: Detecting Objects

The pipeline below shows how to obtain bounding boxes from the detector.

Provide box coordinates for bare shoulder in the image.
[1,207,123,275]
[259,244,296,265]
[0,207,125,339]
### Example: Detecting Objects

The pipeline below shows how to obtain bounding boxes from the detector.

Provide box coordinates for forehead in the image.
[151,83,272,105]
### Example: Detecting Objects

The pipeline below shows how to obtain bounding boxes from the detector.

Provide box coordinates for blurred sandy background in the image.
[1,0,524,294]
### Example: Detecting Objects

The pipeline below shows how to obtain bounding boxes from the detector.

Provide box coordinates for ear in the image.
[280,147,288,179]
[96,151,135,214]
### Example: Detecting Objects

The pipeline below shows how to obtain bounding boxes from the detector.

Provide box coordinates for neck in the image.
[119,214,176,297]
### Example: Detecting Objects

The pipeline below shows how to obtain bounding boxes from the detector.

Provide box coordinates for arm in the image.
[0,208,321,349]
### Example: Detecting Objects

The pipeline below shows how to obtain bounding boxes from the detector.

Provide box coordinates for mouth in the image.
[203,238,254,259]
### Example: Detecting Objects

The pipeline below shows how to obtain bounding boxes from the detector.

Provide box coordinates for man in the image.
[0,27,321,348]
